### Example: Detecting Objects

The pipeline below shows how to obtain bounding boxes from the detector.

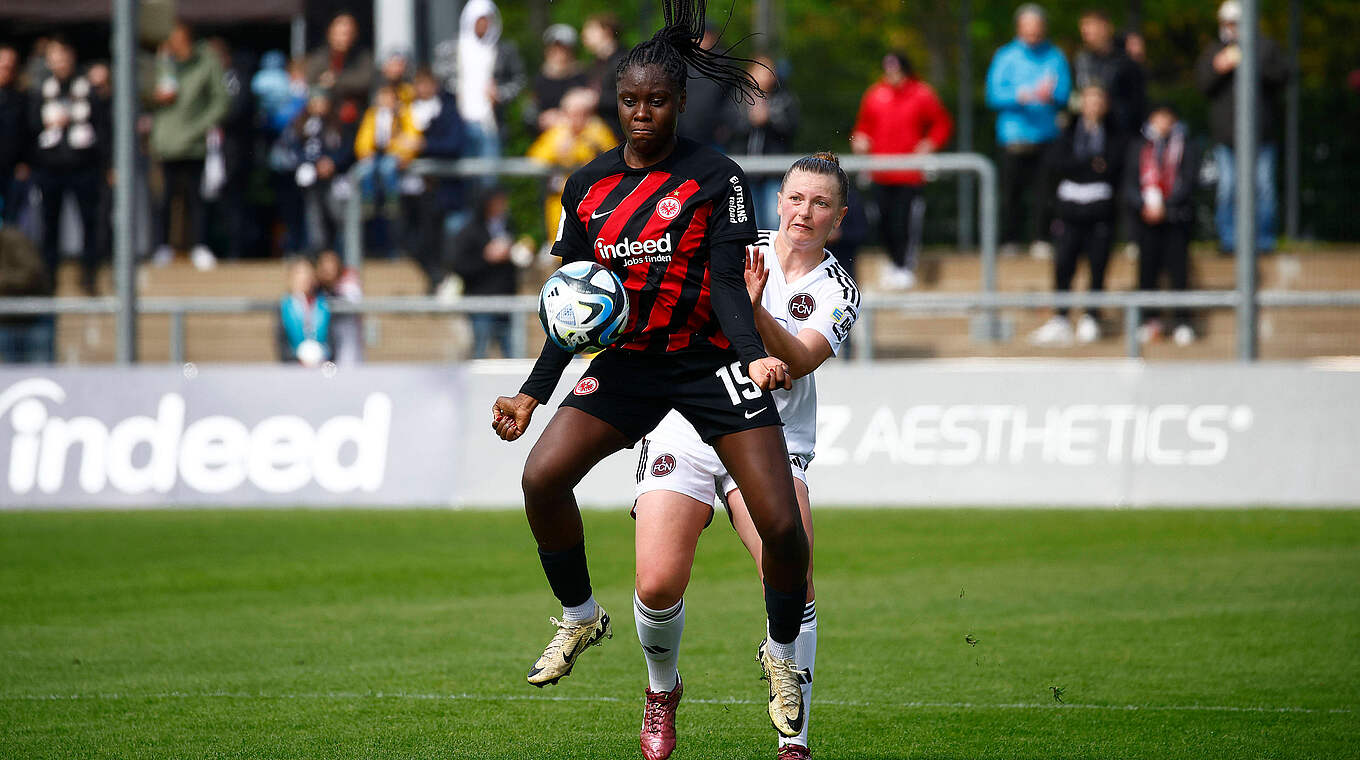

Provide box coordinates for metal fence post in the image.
[977,157,1000,340]
[344,168,364,272]
[956,0,975,251]
[1124,303,1141,358]
[1236,0,1260,361]
[170,311,185,365]
[112,0,138,364]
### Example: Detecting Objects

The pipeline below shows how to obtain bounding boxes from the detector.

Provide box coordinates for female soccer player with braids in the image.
[631,153,858,760]
[490,0,811,738]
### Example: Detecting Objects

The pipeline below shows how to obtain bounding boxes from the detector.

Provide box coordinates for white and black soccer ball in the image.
[538,261,629,353]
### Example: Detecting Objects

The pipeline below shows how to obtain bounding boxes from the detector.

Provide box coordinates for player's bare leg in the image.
[728,480,818,755]
[520,407,631,686]
[711,425,810,737]
[632,491,709,760]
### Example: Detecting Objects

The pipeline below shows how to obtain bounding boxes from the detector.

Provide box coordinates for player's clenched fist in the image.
[491,393,539,441]
[748,356,792,391]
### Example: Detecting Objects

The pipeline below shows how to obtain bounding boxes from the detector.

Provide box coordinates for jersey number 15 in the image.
[715,361,762,406]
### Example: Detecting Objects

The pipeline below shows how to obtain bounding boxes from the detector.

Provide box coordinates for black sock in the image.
[764,582,809,644]
[538,541,593,607]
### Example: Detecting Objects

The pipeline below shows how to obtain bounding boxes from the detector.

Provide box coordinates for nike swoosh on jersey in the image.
[745,407,768,419]
[590,206,617,220]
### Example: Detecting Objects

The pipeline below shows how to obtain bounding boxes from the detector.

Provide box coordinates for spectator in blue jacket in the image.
[278,257,331,366]
[986,3,1071,258]
[251,52,309,136]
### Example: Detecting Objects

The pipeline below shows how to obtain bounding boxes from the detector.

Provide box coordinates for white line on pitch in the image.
[2,692,1351,715]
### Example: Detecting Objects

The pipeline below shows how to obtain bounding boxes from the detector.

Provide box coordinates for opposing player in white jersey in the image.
[629,152,859,760]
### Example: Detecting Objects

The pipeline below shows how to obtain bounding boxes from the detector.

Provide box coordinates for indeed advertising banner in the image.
[2,362,1358,508]
[0,366,463,507]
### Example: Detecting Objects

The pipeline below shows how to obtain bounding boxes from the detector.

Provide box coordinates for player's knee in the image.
[758,509,807,558]
[520,463,564,506]
[634,575,686,611]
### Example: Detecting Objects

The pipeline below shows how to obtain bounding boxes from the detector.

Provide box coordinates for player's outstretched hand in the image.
[744,245,769,306]
[749,356,792,392]
[491,393,539,442]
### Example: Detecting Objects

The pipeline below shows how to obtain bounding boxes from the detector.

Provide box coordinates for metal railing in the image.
[5,289,1359,364]
[343,152,1001,333]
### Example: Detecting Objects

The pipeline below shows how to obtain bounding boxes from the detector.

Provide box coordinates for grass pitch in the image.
[1,507,1357,759]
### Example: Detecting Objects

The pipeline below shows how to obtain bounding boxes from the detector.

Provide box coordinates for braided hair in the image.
[782,151,850,207]
[616,0,766,104]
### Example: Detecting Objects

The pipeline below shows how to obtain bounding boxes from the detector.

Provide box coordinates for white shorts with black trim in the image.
[633,431,808,520]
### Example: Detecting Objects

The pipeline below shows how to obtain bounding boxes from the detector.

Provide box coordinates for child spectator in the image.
[526,87,617,240]
[270,90,353,253]
[278,257,331,366]
[1030,84,1125,347]
[1124,103,1203,346]
[315,249,363,365]
[353,84,422,254]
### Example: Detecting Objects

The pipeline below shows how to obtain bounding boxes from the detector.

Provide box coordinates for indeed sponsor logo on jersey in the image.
[595,233,674,261]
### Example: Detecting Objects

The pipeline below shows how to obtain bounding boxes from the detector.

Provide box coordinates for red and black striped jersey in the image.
[551,138,759,354]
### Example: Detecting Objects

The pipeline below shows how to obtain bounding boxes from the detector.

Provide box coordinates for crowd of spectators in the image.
[0,0,1295,362]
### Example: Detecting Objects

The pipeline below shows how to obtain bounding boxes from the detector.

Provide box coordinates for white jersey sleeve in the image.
[794,259,860,356]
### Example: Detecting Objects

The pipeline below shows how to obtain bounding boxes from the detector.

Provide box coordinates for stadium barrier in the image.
[3,289,1360,363]
[2,360,1358,509]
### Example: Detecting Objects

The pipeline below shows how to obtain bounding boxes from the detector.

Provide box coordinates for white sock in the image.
[765,630,795,661]
[779,601,817,749]
[562,594,598,624]
[634,592,683,692]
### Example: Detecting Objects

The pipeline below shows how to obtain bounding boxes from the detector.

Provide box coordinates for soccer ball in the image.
[538,261,629,353]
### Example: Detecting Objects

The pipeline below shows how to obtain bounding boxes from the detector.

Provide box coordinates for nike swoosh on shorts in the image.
[745,407,767,419]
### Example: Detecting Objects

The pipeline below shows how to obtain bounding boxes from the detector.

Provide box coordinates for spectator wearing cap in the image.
[0,45,29,225]
[529,24,590,135]
[305,12,375,119]
[148,21,229,272]
[582,14,627,140]
[378,50,415,106]
[1124,102,1204,347]
[29,37,110,292]
[1195,0,1289,255]
[986,3,1071,259]
[527,87,617,238]
[851,51,952,290]
[434,0,526,168]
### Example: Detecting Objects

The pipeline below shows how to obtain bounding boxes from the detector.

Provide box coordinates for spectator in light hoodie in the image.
[986,3,1071,259]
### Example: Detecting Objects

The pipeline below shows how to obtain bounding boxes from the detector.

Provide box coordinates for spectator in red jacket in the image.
[851,52,952,289]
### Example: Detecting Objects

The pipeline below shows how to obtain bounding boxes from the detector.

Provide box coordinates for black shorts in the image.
[559,347,782,445]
